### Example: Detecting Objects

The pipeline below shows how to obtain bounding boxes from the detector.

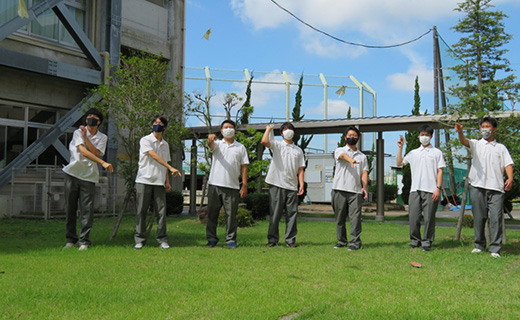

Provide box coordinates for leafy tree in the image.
[401,76,422,205]
[337,106,352,148]
[292,74,313,151]
[90,51,187,237]
[237,76,254,125]
[445,0,520,206]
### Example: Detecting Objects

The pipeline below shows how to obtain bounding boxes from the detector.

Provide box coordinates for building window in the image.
[0,0,88,48]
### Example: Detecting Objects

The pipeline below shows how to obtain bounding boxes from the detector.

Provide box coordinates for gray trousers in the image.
[206,185,239,244]
[134,183,168,245]
[471,186,504,253]
[408,191,438,248]
[64,174,95,246]
[267,185,299,244]
[331,190,362,249]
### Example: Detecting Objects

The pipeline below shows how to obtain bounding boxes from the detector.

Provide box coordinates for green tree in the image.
[446,0,520,206]
[337,106,352,148]
[292,74,313,151]
[401,76,422,205]
[91,51,187,237]
[237,76,254,125]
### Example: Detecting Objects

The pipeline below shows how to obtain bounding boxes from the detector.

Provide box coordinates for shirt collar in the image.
[420,144,434,151]
[480,138,497,146]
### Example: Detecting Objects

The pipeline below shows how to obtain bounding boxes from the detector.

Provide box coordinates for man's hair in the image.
[280,122,295,133]
[344,126,360,137]
[479,116,498,128]
[151,115,168,127]
[417,125,434,135]
[85,108,104,124]
[221,119,236,129]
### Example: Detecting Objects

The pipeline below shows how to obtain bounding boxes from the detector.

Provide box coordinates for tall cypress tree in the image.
[292,73,313,151]
[337,107,352,148]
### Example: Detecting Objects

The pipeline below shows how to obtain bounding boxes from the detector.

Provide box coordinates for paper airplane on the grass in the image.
[336,86,346,97]
[18,0,29,19]
[410,261,422,268]
[202,28,211,40]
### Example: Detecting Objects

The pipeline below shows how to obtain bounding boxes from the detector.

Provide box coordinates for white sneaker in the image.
[134,243,144,250]
[63,242,75,249]
[490,252,501,258]
[78,244,89,251]
[471,248,482,253]
[160,242,170,250]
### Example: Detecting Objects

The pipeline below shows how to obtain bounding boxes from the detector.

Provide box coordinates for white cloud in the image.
[386,64,433,92]
[306,99,360,118]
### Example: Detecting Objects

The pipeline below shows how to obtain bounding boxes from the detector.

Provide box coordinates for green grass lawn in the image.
[1,216,519,319]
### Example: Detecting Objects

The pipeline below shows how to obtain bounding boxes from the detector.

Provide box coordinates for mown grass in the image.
[1,216,519,319]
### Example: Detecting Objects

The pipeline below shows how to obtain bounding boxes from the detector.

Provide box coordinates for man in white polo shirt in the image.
[262,122,305,247]
[206,119,249,249]
[456,116,514,258]
[397,125,445,251]
[134,116,181,250]
[63,108,114,251]
[331,126,368,250]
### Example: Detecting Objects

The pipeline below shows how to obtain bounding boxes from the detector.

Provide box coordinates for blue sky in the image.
[184,0,520,160]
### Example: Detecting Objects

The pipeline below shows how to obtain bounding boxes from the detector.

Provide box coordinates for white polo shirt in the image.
[265,138,305,191]
[468,138,513,193]
[332,146,368,194]
[403,144,446,193]
[63,128,108,183]
[208,139,249,190]
[135,133,171,186]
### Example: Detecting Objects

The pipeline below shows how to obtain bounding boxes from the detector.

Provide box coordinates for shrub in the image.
[462,214,474,228]
[165,190,184,216]
[368,184,398,202]
[218,207,254,228]
[243,192,270,220]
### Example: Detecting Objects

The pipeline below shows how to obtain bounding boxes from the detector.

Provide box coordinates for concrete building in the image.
[0,0,185,218]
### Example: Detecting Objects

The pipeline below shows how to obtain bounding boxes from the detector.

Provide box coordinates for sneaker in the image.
[160,242,170,250]
[227,242,238,249]
[78,244,89,251]
[134,243,144,250]
[287,243,298,248]
[334,243,347,249]
[490,252,501,258]
[206,241,217,248]
[407,244,420,249]
[471,248,483,253]
[347,246,360,251]
[422,246,431,252]
[266,242,278,247]
[63,242,75,249]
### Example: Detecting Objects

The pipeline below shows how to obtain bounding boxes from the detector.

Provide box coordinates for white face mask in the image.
[419,136,431,146]
[222,128,235,138]
[283,129,294,141]
[480,128,492,139]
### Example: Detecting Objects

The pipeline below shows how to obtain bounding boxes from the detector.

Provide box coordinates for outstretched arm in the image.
[78,144,113,173]
[455,123,470,148]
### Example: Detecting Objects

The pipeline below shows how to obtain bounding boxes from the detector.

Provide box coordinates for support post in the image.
[283,71,290,121]
[319,73,328,153]
[376,132,385,222]
[189,139,198,215]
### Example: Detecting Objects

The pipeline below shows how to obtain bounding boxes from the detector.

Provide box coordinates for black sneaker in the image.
[422,246,431,252]
[407,244,420,249]
[266,242,278,247]
[287,243,298,248]
[347,246,360,251]
[334,243,347,249]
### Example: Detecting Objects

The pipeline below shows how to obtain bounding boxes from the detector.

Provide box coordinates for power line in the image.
[270,0,432,49]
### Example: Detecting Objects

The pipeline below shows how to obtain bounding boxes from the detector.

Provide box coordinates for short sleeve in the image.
[502,146,514,167]
[362,156,369,172]
[437,151,446,169]
[71,129,84,148]
[468,139,478,153]
[402,152,411,166]
[241,145,249,165]
[140,136,153,154]
[299,150,306,168]
[334,148,344,161]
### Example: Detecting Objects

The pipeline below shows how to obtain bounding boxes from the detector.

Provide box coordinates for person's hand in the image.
[102,162,113,173]
[266,124,274,130]
[348,158,360,168]
[208,134,217,143]
[397,136,404,148]
[240,185,248,198]
[170,167,181,177]
[80,125,87,137]
[455,123,463,133]
[432,189,441,201]
[297,185,304,196]
[165,183,172,193]
[361,188,368,200]
[505,178,513,191]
